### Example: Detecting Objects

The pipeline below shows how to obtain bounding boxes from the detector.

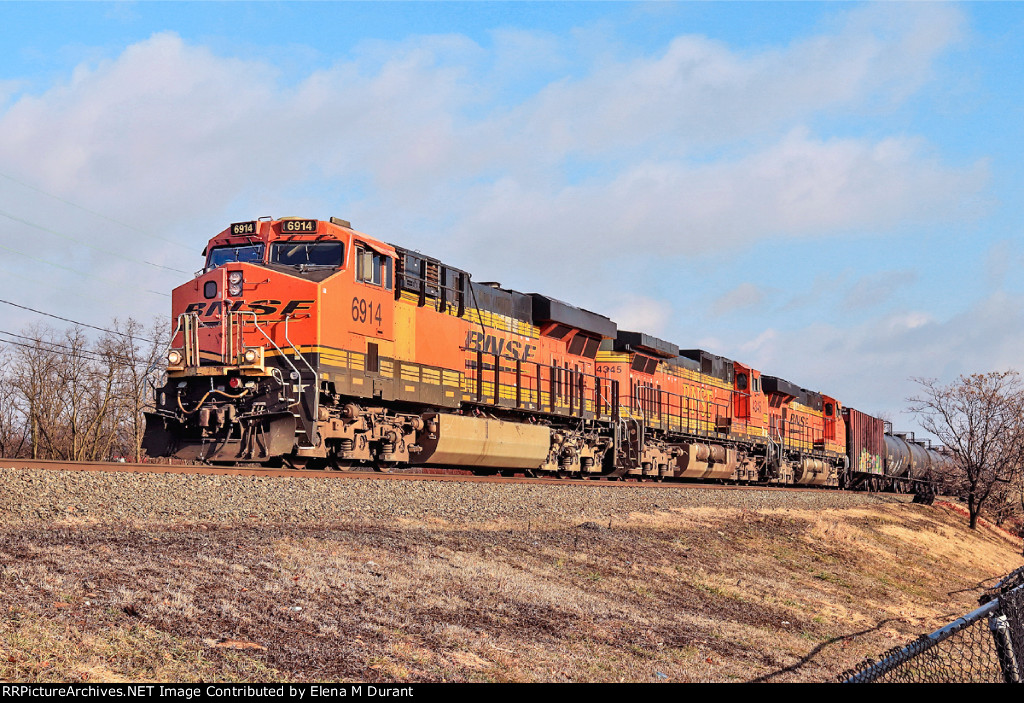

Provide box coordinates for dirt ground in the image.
[1,495,1021,683]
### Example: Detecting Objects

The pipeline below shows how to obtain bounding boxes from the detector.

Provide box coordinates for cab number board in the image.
[230,221,257,235]
[280,219,318,233]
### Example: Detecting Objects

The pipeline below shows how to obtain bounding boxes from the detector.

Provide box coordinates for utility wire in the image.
[0,297,162,344]
[0,329,162,369]
[0,258,167,314]
[0,208,191,275]
[0,168,193,251]
[0,237,171,298]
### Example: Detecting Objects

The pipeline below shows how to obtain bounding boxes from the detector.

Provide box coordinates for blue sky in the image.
[1,1,1023,434]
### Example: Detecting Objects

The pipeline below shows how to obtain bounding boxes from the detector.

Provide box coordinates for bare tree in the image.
[0,346,28,457]
[8,325,64,460]
[0,318,167,463]
[100,317,169,461]
[909,372,1024,529]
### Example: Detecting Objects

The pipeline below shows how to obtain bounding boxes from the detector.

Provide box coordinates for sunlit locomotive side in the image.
[143,216,941,494]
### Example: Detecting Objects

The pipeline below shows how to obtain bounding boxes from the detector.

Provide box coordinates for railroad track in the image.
[0,457,838,492]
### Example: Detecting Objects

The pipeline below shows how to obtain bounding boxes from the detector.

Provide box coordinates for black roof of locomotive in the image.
[529,293,617,339]
[469,282,534,324]
[614,331,680,358]
[679,349,735,383]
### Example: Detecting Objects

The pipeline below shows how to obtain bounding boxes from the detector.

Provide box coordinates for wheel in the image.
[283,455,308,470]
[328,457,354,472]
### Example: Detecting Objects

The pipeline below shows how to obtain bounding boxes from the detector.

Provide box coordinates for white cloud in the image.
[712,283,768,316]
[0,4,984,354]
[983,239,1020,291]
[488,28,566,82]
[738,329,779,358]
[841,269,918,311]
[0,79,24,110]
[706,292,1024,433]
[449,129,986,291]
[475,3,965,162]
[0,6,977,239]
[0,32,483,228]
[606,294,674,337]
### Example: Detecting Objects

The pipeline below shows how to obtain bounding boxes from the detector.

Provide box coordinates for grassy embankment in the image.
[1,496,1020,683]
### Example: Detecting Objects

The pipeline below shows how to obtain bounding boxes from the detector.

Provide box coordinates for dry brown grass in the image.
[1,500,1020,683]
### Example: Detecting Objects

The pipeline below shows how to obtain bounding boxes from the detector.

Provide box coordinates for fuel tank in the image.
[415,413,551,469]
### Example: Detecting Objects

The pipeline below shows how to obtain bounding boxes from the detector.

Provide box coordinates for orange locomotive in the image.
[142,216,873,487]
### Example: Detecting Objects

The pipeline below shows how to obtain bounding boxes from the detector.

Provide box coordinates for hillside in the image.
[0,467,1021,683]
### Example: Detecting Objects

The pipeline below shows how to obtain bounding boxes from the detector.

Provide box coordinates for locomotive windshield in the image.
[207,244,265,269]
[271,241,344,268]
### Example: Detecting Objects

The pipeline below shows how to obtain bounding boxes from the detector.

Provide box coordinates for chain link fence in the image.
[841,567,1024,683]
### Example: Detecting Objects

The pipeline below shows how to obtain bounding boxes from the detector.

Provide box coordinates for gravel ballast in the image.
[0,466,909,525]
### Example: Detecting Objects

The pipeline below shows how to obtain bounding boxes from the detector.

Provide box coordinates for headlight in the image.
[167,350,182,366]
[243,349,258,363]
[228,271,243,296]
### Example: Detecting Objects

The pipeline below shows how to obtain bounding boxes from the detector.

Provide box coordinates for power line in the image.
[0,329,161,369]
[0,168,193,251]
[0,257,169,313]
[0,297,162,344]
[0,237,171,298]
[0,208,191,275]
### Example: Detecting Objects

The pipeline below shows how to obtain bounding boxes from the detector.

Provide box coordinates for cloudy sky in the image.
[1,1,1022,434]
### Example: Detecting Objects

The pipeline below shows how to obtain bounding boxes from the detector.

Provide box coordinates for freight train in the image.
[142,216,947,497]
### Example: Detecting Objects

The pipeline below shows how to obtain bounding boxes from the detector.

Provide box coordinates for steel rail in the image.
[0,457,880,492]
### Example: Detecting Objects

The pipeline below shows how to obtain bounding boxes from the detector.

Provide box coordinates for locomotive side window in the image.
[271,241,343,268]
[207,244,265,269]
[356,247,393,290]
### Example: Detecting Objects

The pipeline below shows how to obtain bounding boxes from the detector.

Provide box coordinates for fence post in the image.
[989,613,1021,683]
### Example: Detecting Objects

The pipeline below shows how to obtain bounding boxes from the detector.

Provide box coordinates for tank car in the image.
[843,407,945,497]
[140,216,928,492]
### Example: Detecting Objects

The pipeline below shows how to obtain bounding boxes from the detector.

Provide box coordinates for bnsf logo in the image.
[183,300,315,317]
[464,330,537,362]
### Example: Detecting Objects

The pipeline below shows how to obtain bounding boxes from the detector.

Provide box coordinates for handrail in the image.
[284,315,319,448]
[178,312,200,367]
[168,313,185,352]
[232,312,303,408]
